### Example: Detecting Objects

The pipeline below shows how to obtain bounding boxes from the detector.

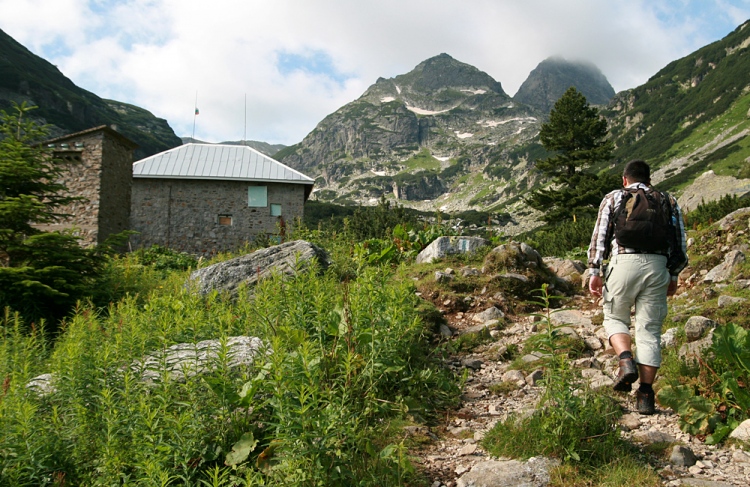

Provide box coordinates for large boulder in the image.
[416,236,488,264]
[135,336,265,382]
[456,457,559,487]
[188,240,329,296]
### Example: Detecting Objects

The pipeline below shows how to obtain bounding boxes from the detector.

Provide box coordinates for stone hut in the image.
[40,126,138,246]
[130,143,314,256]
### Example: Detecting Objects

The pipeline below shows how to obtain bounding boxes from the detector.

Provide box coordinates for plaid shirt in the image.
[587,182,688,278]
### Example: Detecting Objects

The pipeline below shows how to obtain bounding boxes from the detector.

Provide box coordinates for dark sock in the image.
[619,351,633,360]
[639,383,653,394]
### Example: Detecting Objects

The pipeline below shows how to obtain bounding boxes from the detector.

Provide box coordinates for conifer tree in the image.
[527,87,617,222]
[0,102,105,327]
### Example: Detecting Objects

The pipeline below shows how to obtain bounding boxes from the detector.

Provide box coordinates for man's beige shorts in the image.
[602,253,670,367]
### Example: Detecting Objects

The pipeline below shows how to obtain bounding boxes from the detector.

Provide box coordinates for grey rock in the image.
[684,316,716,342]
[632,430,676,444]
[703,250,745,283]
[456,456,559,487]
[26,373,56,396]
[717,295,747,308]
[556,326,579,339]
[458,443,477,456]
[462,358,484,370]
[134,336,265,382]
[670,445,698,467]
[435,271,453,283]
[735,279,750,289]
[498,272,530,283]
[502,370,526,384]
[525,369,545,386]
[461,267,481,277]
[679,331,714,361]
[542,257,585,283]
[188,240,329,297]
[473,306,505,323]
[716,207,750,231]
[416,236,488,264]
[732,449,750,463]
[584,336,603,350]
[679,479,737,487]
[549,309,592,328]
[729,418,750,442]
[619,413,642,431]
[439,324,454,338]
[661,327,679,348]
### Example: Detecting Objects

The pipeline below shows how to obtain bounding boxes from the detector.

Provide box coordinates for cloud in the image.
[0,0,748,146]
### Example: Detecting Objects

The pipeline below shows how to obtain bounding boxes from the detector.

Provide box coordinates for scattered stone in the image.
[679,331,714,361]
[717,295,747,308]
[632,430,676,444]
[416,236,488,264]
[679,479,736,487]
[662,327,679,348]
[703,250,745,283]
[462,358,484,371]
[461,267,481,277]
[188,240,329,297]
[684,316,716,342]
[670,445,698,467]
[735,279,750,289]
[440,324,455,338]
[549,309,592,328]
[525,369,544,386]
[729,419,750,442]
[555,326,579,339]
[502,370,526,384]
[584,336,603,350]
[473,306,505,323]
[619,413,642,431]
[436,271,454,283]
[731,449,750,463]
[458,444,477,456]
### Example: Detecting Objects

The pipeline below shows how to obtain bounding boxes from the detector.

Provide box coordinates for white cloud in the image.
[1,0,748,146]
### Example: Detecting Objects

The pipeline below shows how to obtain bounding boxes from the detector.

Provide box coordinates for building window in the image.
[218,215,232,225]
[270,204,282,216]
[248,186,267,207]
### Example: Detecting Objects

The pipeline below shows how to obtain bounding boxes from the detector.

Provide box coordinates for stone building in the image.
[40,126,138,246]
[130,143,314,256]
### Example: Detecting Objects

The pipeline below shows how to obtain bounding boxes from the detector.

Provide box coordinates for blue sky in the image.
[0,0,749,146]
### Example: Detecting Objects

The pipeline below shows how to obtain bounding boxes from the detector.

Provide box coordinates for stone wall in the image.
[130,179,308,256]
[37,127,135,246]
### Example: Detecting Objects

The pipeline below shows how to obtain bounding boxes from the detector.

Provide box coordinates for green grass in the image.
[0,250,460,486]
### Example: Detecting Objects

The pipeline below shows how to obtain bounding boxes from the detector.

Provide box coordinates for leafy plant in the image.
[657,323,750,444]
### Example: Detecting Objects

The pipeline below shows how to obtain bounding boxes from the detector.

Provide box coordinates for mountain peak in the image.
[514,56,614,114]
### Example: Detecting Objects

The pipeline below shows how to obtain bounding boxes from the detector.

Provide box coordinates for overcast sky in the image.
[1,0,749,146]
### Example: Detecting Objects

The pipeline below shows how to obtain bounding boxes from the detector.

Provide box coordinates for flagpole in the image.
[192,91,198,140]
[243,93,247,146]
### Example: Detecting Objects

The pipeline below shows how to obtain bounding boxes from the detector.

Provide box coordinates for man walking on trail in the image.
[587,159,688,415]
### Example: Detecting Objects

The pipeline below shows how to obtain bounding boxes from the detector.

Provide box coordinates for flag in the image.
[195,108,200,115]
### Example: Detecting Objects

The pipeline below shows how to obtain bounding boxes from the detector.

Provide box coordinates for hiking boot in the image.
[636,390,656,415]
[613,357,638,392]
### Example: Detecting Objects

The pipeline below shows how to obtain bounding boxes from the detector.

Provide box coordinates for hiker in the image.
[587,159,688,415]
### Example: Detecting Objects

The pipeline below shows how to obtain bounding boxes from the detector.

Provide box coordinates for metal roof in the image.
[132,143,313,185]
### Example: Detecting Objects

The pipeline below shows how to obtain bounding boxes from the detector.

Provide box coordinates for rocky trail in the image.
[405,209,750,486]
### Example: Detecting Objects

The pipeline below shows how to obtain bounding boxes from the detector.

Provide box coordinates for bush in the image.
[684,194,749,229]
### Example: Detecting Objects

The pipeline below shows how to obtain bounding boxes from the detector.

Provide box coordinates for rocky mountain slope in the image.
[181,137,286,157]
[277,53,615,216]
[514,56,615,114]
[277,21,750,226]
[0,28,181,159]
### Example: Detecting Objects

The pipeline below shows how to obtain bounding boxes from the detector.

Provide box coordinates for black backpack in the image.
[612,187,673,252]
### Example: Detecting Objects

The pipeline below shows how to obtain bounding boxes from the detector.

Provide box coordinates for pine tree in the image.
[527,87,617,222]
[0,102,105,327]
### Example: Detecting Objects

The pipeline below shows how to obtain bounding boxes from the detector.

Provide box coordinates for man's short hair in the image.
[623,160,650,183]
